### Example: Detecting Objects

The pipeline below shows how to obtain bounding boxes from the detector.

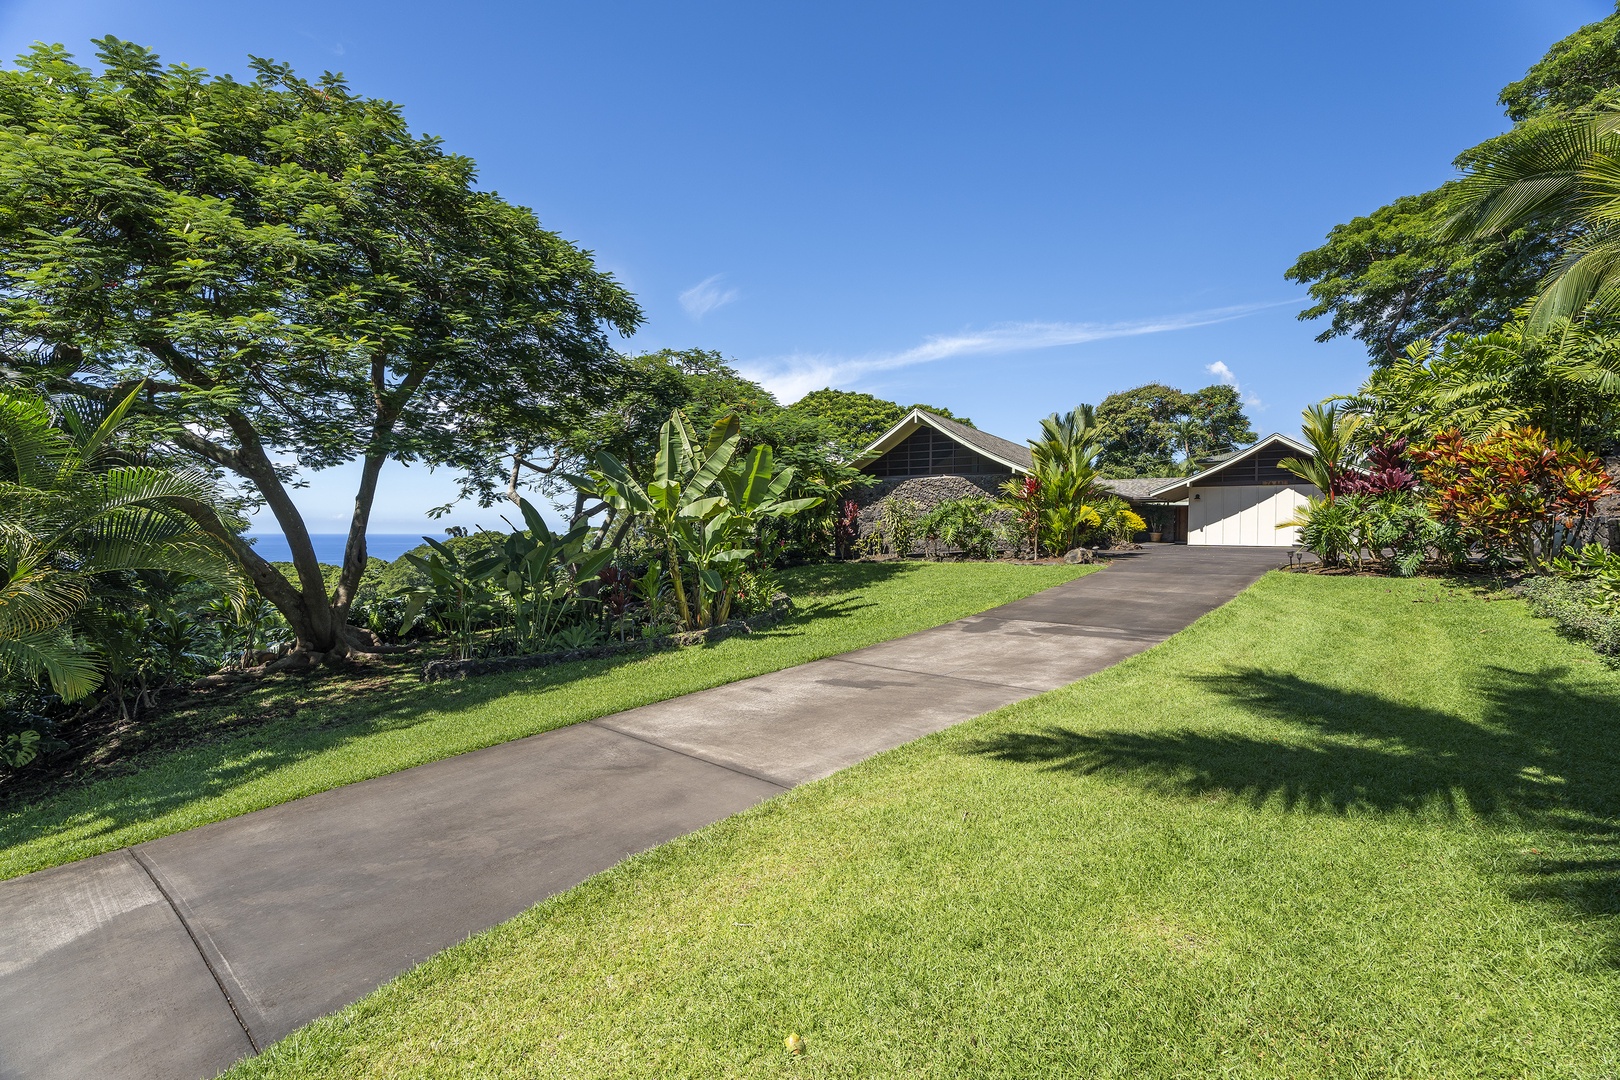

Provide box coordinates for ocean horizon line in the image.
[244,532,441,564]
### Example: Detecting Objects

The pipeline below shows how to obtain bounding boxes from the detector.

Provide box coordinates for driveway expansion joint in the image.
[819,655,1061,694]
[587,719,796,791]
[128,847,260,1054]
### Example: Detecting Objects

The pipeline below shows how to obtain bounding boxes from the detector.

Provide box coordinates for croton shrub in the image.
[1412,427,1614,571]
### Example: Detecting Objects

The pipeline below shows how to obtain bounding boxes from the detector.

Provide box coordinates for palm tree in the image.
[1019,405,1111,554]
[1,385,240,701]
[1030,404,1099,471]
[1278,402,1360,497]
[1451,107,1620,330]
[1352,315,1620,444]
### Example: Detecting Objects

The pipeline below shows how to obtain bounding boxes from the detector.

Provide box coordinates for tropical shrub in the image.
[728,565,785,617]
[477,501,615,654]
[1097,497,1146,546]
[1548,542,1620,608]
[835,499,861,561]
[1340,437,1418,497]
[397,538,499,661]
[569,410,819,629]
[2,385,244,767]
[1360,497,1463,577]
[878,496,919,558]
[919,497,1001,560]
[1522,575,1620,660]
[998,475,1041,558]
[1412,427,1613,570]
[1285,495,1360,568]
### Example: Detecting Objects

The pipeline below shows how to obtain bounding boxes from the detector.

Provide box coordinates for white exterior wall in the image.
[1186,484,1317,546]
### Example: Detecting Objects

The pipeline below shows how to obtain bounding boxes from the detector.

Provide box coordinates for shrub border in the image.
[420,595,795,683]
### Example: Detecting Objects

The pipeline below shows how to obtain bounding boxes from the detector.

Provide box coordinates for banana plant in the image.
[484,499,614,653]
[672,507,752,628]
[566,411,741,630]
[568,410,822,630]
[398,538,494,661]
[711,444,820,622]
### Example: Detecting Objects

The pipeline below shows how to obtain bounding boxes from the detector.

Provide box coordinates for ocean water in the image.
[244,533,433,565]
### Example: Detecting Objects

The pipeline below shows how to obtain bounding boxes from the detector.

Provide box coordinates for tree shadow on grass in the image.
[967,666,1620,927]
[0,562,927,868]
[779,560,919,596]
[0,643,682,863]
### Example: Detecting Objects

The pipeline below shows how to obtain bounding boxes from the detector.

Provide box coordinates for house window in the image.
[1199,445,1306,487]
[867,428,1001,477]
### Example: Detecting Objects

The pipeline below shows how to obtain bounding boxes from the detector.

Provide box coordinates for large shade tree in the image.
[1094,383,1254,477]
[787,388,973,455]
[0,40,641,664]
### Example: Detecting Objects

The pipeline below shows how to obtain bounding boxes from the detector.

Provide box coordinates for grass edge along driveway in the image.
[0,561,1091,880]
[230,572,1620,1079]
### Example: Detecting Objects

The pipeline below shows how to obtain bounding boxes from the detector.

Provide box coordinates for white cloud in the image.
[741,301,1287,403]
[1204,359,1265,411]
[679,274,739,319]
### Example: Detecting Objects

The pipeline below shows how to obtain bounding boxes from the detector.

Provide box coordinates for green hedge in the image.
[1521,576,1620,660]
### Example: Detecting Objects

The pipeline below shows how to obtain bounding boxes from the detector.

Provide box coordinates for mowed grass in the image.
[230,573,1620,1079]
[0,561,1090,880]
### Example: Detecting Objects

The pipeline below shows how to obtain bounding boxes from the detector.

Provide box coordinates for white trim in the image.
[852,408,1032,474]
[1145,432,1315,500]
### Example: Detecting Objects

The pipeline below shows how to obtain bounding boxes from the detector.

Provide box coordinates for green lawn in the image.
[0,561,1089,880]
[230,573,1620,1079]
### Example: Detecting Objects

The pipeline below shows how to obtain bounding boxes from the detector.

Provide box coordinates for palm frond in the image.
[0,629,103,701]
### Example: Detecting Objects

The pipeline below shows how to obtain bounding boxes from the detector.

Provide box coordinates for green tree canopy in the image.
[0,40,640,662]
[1094,383,1255,477]
[1284,184,1561,364]
[786,388,972,455]
[1184,385,1258,461]
[518,351,868,557]
[1500,10,1620,121]
[1286,8,1619,364]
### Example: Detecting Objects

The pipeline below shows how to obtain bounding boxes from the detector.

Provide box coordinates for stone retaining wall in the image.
[853,473,1012,541]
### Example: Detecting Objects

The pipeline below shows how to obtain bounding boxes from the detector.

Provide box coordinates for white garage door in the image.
[1187,484,1315,546]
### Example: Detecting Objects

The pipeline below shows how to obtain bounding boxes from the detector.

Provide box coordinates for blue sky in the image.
[2,0,1611,532]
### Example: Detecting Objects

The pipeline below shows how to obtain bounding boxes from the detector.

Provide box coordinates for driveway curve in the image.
[0,545,1284,1080]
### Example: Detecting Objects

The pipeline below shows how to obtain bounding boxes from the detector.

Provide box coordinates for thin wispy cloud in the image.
[1205,359,1265,410]
[743,301,1288,402]
[679,274,739,319]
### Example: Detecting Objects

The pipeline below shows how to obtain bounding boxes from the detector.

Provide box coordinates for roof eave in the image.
[1144,432,1316,498]
[853,408,1033,474]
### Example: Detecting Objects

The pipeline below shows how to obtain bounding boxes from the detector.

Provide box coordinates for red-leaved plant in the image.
[597,565,633,616]
[1411,427,1614,570]
[835,499,861,561]
[1342,437,1417,497]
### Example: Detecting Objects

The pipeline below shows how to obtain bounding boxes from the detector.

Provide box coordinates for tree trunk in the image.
[329,451,391,652]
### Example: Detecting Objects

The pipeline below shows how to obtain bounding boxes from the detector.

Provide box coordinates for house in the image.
[852,408,1316,547]
[1142,433,1319,547]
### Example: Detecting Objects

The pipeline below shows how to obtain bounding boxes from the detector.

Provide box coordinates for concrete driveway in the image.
[0,545,1284,1080]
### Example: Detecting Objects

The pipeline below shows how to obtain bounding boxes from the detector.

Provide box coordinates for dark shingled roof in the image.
[1099,476,1182,501]
[861,411,1180,501]
[916,410,1034,471]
